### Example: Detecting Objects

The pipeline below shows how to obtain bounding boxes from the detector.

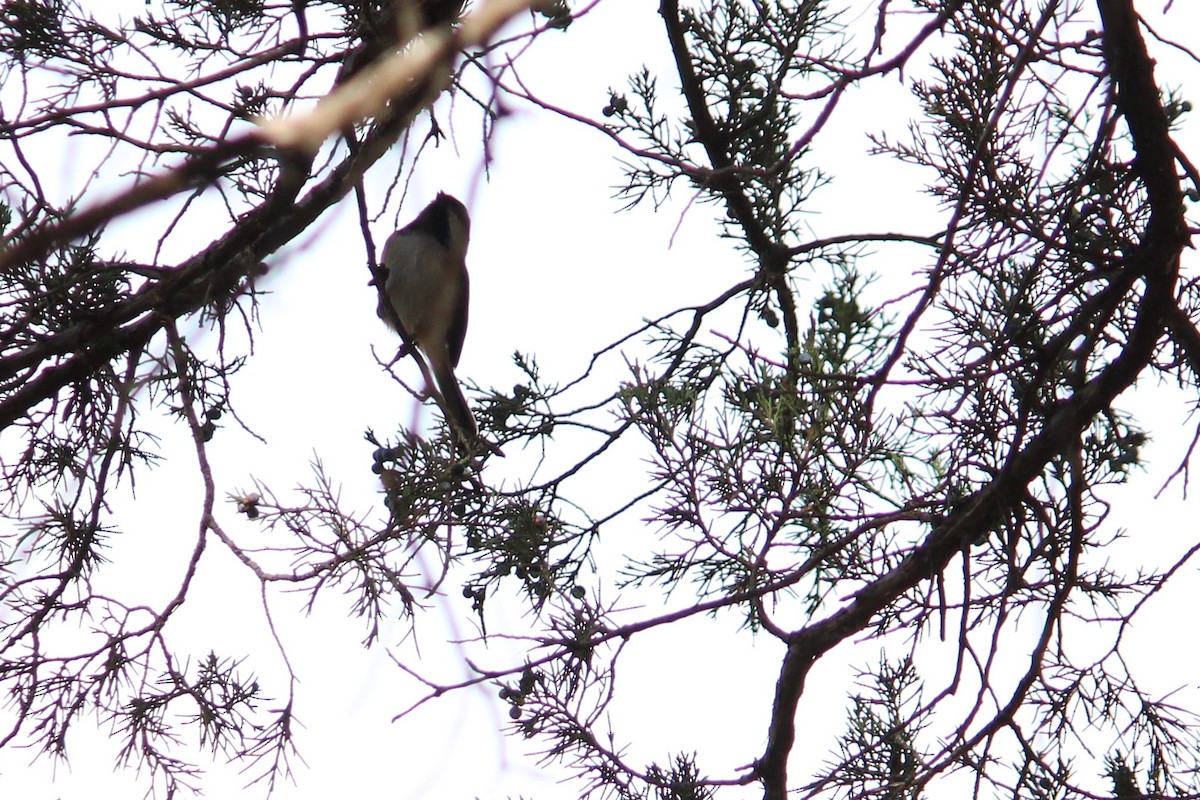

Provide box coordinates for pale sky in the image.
[3,2,1200,799]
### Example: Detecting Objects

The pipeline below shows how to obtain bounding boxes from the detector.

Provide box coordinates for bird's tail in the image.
[431,358,478,444]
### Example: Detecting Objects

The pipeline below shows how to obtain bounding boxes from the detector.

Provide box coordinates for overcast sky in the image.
[3,2,1200,799]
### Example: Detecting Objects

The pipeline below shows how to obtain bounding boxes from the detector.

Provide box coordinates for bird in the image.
[376,192,477,443]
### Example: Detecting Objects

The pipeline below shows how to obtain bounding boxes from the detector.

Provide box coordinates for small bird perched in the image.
[376,192,477,443]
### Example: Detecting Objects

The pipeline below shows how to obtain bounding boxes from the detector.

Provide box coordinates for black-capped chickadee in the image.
[377,192,477,443]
